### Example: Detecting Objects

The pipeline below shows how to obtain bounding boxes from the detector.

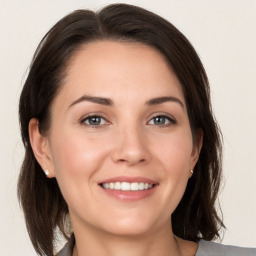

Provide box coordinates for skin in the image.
[29,41,202,256]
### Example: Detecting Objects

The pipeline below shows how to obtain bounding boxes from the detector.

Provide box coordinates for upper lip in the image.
[99,176,157,184]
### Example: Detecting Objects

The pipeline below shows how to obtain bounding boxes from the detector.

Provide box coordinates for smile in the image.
[101,182,154,191]
[99,176,158,201]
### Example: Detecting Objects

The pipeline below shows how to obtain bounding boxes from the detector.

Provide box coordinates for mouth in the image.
[98,176,158,201]
[100,182,155,191]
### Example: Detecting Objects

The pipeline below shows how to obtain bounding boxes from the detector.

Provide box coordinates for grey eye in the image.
[154,116,168,125]
[82,116,107,126]
[148,115,175,126]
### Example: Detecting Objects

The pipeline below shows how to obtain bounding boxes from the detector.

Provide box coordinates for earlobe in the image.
[28,118,55,178]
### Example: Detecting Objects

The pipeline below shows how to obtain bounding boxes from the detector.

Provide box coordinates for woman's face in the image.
[42,41,201,236]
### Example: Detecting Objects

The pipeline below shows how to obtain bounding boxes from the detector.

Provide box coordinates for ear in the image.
[189,129,203,177]
[28,118,55,178]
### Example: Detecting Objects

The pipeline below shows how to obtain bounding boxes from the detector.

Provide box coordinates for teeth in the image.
[102,183,109,189]
[121,182,130,191]
[102,182,153,191]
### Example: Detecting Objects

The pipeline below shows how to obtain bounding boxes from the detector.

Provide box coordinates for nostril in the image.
[111,142,151,166]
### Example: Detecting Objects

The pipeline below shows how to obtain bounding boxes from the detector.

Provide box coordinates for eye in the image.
[81,115,108,126]
[148,115,175,126]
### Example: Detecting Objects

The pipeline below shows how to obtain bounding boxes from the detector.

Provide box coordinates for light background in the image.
[0,0,255,255]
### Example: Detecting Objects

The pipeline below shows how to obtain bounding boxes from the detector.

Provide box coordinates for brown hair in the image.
[18,3,224,256]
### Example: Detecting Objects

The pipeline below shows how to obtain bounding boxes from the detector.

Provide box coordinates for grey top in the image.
[196,240,256,256]
[57,235,256,256]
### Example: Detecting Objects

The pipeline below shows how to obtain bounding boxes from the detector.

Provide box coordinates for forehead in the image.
[57,40,185,105]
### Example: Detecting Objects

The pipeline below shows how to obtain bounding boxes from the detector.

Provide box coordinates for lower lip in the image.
[100,185,157,201]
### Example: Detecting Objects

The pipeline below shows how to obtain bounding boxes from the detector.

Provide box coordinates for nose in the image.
[111,125,151,166]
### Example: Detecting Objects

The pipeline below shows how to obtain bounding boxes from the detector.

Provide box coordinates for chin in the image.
[99,214,162,237]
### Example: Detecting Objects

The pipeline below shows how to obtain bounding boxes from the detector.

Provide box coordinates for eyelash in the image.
[80,114,176,128]
[148,115,176,127]
[80,114,109,127]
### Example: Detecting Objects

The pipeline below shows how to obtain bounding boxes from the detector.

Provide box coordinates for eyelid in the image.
[78,112,176,127]
[147,113,176,125]
[80,113,111,127]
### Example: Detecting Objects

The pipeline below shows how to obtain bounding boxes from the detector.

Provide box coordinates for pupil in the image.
[154,116,165,125]
[89,117,101,125]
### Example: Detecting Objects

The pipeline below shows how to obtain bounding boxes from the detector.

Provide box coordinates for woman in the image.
[18,3,255,256]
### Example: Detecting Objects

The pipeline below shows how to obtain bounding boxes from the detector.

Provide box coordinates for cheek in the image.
[50,132,108,173]
[155,132,193,172]
[153,133,193,212]
[48,131,112,201]
[49,131,114,212]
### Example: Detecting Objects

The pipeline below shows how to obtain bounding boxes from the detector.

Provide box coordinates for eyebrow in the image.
[68,95,184,109]
[69,95,114,108]
[145,96,184,109]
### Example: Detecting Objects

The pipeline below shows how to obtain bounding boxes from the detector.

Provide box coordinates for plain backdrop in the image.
[1,0,255,255]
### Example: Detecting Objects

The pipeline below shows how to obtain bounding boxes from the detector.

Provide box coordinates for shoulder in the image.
[56,234,75,256]
[196,240,256,256]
